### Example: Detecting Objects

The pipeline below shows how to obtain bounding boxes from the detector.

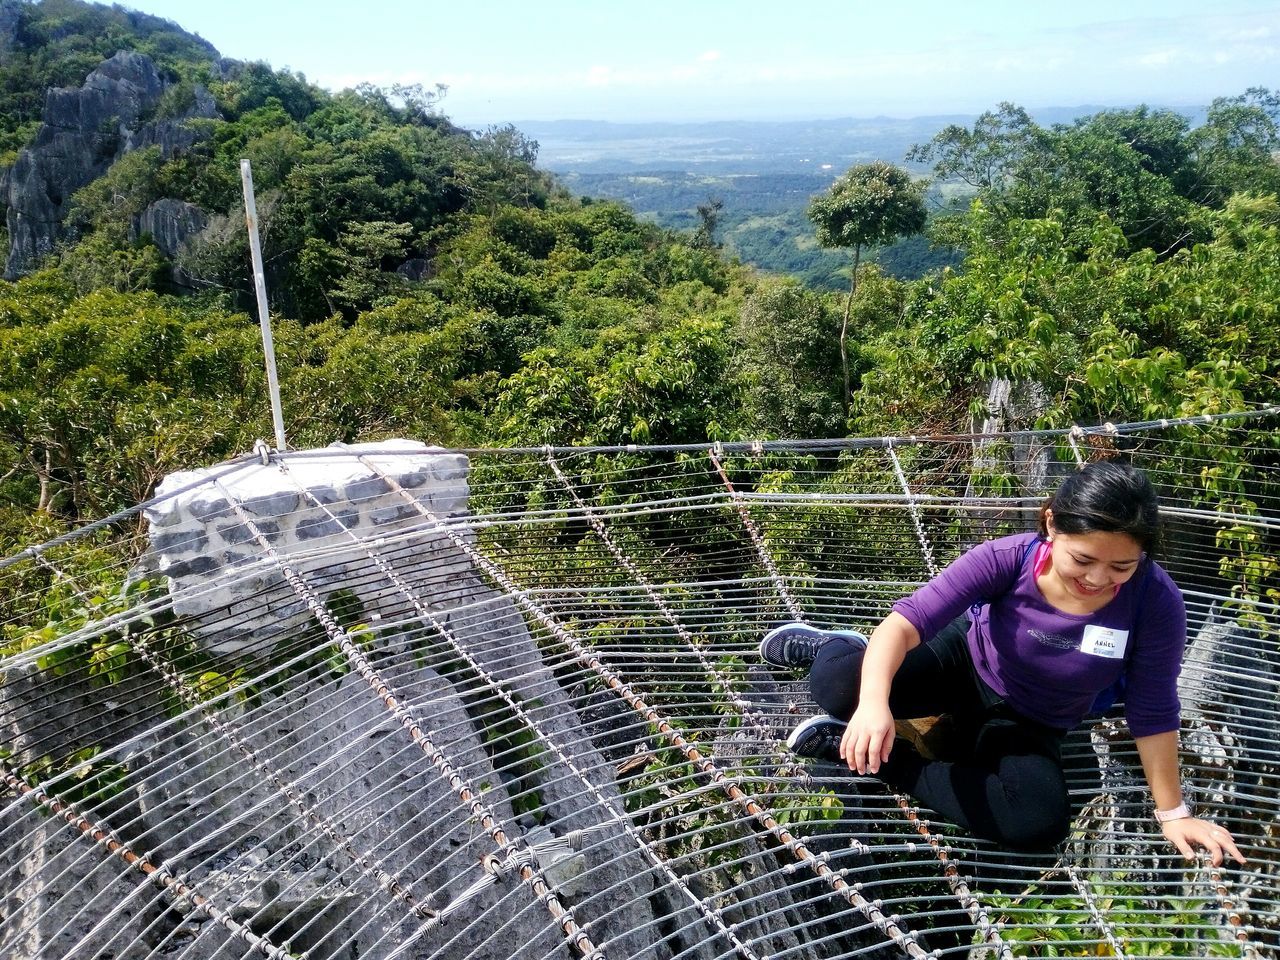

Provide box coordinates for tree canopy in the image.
[808,162,927,412]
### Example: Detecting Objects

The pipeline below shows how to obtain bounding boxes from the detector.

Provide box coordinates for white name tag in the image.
[1080,625,1129,659]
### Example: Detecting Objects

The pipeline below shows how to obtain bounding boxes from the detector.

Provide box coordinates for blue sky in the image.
[122,0,1279,124]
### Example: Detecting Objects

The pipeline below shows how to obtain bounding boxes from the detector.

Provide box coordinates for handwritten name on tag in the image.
[1080,624,1129,659]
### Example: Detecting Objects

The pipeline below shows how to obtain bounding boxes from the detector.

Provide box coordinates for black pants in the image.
[809,617,1076,851]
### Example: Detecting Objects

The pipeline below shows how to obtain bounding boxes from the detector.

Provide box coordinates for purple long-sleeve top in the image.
[892,531,1186,736]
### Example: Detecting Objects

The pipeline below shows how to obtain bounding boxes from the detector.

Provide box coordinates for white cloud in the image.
[1136,48,1181,67]
[1232,26,1272,41]
[698,50,721,62]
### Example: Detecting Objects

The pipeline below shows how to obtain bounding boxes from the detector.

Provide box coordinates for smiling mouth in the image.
[1073,579,1105,595]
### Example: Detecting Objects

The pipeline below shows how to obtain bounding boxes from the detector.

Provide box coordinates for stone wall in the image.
[141,439,469,653]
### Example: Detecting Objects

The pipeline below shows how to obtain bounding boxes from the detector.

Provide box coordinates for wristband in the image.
[1154,803,1191,823]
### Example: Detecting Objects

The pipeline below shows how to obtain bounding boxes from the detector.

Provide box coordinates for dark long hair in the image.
[1038,461,1162,553]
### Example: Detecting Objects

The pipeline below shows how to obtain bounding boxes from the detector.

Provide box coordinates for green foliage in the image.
[0,540,139,672]
[0,0,219,156]
[66,147,168,242]
[851,193,1280,436]
[57,234,169,294]
[809,162,927,412]
[735,279,844,437]
[8,745,129,809]
[808,162,928,255]
[1190,88,1280,206]
[983,879,1243,957]
[912,94,1280,257]
[1,29,1276,619]
[0,282,257,520]
[560,171,958,290]
[493,310,740,447]
[0,190,750,532]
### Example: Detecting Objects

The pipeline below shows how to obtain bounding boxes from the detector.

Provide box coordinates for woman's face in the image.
[1045,512,1144,601]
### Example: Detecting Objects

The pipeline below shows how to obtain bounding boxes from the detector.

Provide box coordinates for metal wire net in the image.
[1,409,1277,960]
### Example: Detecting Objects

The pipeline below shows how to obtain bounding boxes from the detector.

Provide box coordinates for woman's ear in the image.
[1043,508,1056,541]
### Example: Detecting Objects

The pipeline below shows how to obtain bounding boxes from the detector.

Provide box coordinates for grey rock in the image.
[394,464,431,489]
[187,489,231,523]
[0,803,170,960]
[396,257,430,281]
[431,455,469,481]
[5,52,164,277]
[0,4,19,56]
[305,483,343,505]
[240,489,299,520]
[124,84,218,157]
[570,680,651,765]
[0,658,161,768]
[1179,608,1279,799]
[370,503,420,526]
[142,495,185,529]
[4,441,843,960]
[221,549,260,569]
[159,554,221,578]
[341,474,390,504]
[295,509,359,541]
[212,58,242,81]
[150,528,209,553]
[110,658,570,960]
[4,53,220,278]
[429,488,468,516]
[132,197,208,259]
[216,518,279,545]
[170,588,224,620]
[965,377,1055,535]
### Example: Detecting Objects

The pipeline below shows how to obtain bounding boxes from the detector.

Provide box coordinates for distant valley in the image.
[518,108,1192,287]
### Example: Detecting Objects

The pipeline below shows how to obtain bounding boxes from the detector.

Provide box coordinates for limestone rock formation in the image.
[0,3,19,55]
[3,50,218,279]
[132,197,210,260]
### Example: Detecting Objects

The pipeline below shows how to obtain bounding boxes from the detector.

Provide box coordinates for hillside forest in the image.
[0,0,1279,564]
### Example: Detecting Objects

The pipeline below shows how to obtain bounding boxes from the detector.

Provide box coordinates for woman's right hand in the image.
[841,701,896,774]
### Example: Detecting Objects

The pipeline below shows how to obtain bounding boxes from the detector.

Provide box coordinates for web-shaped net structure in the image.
[1,410,1277,960]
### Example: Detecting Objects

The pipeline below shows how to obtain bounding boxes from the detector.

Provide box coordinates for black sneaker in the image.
[759,622,867,669]
[785,714,847,763]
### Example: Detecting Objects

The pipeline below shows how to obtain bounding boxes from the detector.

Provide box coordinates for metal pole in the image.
[240,158,288,452]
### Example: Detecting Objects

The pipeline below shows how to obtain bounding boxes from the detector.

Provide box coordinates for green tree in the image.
[849,198,1280,436]
[735,280,843,438]
[693,197,724,251]
[911,96,1280,259]
[1189,87,1280,205]
[807,162,926,414]
[906,102,1038,195]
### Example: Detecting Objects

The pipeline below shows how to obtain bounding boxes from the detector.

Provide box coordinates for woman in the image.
[762,460,1245,866]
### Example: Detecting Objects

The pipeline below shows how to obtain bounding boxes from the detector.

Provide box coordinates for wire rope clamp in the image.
[252,439,272,465]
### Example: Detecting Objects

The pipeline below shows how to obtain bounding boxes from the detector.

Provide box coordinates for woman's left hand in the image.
[1161,817,1246,867]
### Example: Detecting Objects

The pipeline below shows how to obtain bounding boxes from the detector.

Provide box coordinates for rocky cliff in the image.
[3,50,219,278]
